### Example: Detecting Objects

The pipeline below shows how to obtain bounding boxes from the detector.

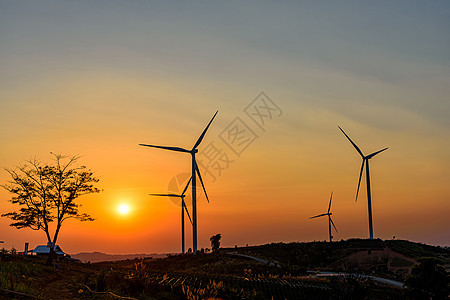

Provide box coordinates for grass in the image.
[390,257,415,268]
[386,240,450,263]
[1,239,448,299]
[0,256,47,295]
[228,239,386,269]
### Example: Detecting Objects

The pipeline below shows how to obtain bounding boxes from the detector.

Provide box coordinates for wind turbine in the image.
[310,192,338,242]
[150,177,193,254]
[338,126,388,240]
[140,111,218,252]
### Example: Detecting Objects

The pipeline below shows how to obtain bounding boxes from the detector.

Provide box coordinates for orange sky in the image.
[1,1,449,254]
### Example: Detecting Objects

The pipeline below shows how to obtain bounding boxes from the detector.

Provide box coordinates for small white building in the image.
[32,245,66,256]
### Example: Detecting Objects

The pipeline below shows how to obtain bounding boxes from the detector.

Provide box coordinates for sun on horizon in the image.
[118,204,131,215]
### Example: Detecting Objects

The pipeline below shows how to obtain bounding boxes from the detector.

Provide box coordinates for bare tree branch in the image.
[1,154,100,249]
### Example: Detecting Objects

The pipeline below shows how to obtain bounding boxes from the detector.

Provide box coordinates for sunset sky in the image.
[1,1,449,254]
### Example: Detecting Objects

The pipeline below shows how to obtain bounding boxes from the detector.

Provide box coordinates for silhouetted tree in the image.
[210,234,221,253]
[405,257,448,299]
[1,153,100,265]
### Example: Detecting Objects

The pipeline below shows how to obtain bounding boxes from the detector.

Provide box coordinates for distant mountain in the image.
[71,251,170,263]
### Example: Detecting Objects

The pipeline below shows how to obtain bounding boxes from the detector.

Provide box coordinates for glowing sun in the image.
[118,204,130,215]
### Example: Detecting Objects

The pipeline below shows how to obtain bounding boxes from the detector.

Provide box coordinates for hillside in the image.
[1,239,448,299]
[224,239,450,281]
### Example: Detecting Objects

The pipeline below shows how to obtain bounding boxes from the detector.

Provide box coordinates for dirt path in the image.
[226,251,282,267]
[38,270,79,299]
[327,248,416,279]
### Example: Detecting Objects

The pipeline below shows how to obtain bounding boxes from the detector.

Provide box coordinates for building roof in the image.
[32,245,65,255]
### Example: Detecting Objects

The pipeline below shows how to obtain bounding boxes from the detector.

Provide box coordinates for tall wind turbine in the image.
[338,126,388,240]
[140,111,218,252]
[310,192,338,242]
[150,177,193,254]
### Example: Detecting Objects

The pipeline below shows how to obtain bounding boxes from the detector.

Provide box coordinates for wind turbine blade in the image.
[328,191,333,213]
[181,177,192,196]
[310,213,327,219]
[330,218,338,233]
[139,144,190,153]
[366,147,388,159]
[183,201,193,224]
[195,161,209,203]
[338,126,364,157]
[356,159,365,202]
[192,111,218,150]
[150,193,182,197]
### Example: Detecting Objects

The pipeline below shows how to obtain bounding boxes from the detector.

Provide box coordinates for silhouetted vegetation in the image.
[386,239,449,260]
[210,233,221,253]
[1,154,100,265]
[229,239,384,270]
[1,239,448,299]
[405,257,449,299]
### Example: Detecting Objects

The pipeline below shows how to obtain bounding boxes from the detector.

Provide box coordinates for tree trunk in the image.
[45,229,54,266]
[46,224,61,267]
[45,245,54,266]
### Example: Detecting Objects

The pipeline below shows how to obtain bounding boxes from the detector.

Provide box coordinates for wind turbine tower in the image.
[338,126,387,239]
[140,111,218,252]
[150,177,193,254]
[310,192,338,242]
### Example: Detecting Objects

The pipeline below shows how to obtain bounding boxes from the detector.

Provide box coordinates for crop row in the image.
[147,272,332,299]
